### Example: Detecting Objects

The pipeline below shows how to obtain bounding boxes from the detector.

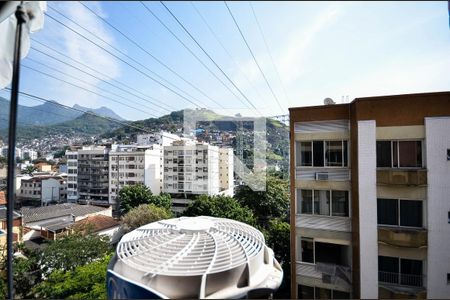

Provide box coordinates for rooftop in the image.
[72,214,119,233]
[21,203,108,223]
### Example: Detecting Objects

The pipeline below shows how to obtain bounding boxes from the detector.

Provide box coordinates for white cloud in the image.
[38,1,121,108]
[276,6,340,85]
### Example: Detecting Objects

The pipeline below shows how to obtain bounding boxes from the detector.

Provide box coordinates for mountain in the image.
[73,104,125,121]
[0,112,123,141]
[0,97,125,129]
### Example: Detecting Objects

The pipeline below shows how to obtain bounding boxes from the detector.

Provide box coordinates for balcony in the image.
[376,169,427,186]
[297,262,352,290]
[378,227,427,248]
[379,271,424,288]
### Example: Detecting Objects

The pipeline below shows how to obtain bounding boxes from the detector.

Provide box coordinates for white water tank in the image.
[108,216,283,299]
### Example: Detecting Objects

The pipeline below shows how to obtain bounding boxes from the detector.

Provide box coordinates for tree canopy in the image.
[122,203,172,232]
[118,184,171,215]
[235,174,289,223]
[183,195,256,226]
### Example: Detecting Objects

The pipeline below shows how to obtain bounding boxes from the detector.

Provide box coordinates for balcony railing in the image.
[379,271,424,287]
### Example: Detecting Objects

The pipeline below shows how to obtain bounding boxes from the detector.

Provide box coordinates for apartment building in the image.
[163,140,234,211]
[66,150,78,202]
[18,174,67,205]
[109,144,162,207]
[77,146,110,205]
[289,92,450,299]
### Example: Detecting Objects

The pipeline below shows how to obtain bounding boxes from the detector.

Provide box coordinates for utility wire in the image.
[78,1,225,109]
[30,38,176,111]
[22,65,159,118]
[25,57,164,114]
[45,9,206,109]
[159,1,262,115]
[139,1,252,111]
[190,2,268,106]
[2,88,155,134]
[249,2,291,107]
[224,1,284,114]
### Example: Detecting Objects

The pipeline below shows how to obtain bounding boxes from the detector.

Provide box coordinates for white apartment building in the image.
[290,92,450,300]
[109,144,162,207]
[18,174,67,205]
[22,149,37,161]
[66,150,78,202]
[137,131,181,146]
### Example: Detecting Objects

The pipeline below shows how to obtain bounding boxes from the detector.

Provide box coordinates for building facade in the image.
[289,92,450,299]
[109,144,163,207]
[77,146,110,205]
[18,174,67,205]
[66,150,78,202]
[136,131,181,146]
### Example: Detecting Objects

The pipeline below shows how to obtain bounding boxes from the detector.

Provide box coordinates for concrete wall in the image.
[425,117,450,298]
[144,147,162,196]
[41,178,61,204]
[357,120,378,298]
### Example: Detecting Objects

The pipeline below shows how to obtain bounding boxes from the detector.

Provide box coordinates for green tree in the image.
[122,204,172,232]
[265,219,291,299]
[38,233,112,277]
[118,184,172,215]
[235,174,289,224]
[22,165,37,175]
[183,195,256,226]
[33,254,112,299]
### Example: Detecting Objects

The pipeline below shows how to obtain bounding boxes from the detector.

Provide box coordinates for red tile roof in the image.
[73,215,119,233]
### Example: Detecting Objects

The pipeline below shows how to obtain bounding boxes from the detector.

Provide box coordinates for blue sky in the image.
[2,1,449,120]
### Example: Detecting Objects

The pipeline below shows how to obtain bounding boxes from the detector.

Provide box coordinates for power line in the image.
[190,2,268,105]
[30,38,176,112]
[224,1,284,114]
[78,1,225,109]
[45,9,206,109]
[25,57,165,114]
[2,88,155,134]
[22,64,159,118]
[139,1,252,111]
[158,1,262,115]
[249,2,291,107]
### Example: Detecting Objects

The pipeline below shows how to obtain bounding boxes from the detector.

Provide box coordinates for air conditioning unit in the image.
[315,172,329,181]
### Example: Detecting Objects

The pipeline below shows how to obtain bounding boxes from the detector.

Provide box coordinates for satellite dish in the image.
[324,97,336,105]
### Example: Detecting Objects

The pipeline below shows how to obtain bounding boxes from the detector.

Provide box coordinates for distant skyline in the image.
[1,1,449,121]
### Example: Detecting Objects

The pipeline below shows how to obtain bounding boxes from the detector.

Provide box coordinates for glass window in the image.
[313,141,324,167]
[315,287,331,299]
[400,200,422,227]
[447,149,450,161]
[377,198,398,225]
[301,238,314,263]
[377,141,392,167]
[400,258,423,286]
[333,290,351,299]
[298,285,314,299]
[298,142,312,166]
[398,141,422,167]
[300,190,313,214]
[332,191,349,217]
[343,141,348,167]
[326,141,343,167]
[314,190,330,215]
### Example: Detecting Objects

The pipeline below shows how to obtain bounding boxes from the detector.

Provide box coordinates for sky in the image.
[1,1,449,121]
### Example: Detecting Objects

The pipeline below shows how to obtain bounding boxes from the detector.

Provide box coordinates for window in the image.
[315,287,331,299]
[296,140,348,167]
[332,191,349,217]
[376,140,422,168]
[301,238,314,263]
[298,189,349,217]
[377,198,422,227]
[447,273,450,284]
[298,285,314,299]
[447,149,450,161]
[298,190,313,214]
[314,190,330,216]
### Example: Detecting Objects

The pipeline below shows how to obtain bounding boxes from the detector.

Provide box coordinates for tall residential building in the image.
[109,144,162,208]
[163,140,234,211]
[66,150,78,203]
[289,92,450,299]
[77,146,110,205]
